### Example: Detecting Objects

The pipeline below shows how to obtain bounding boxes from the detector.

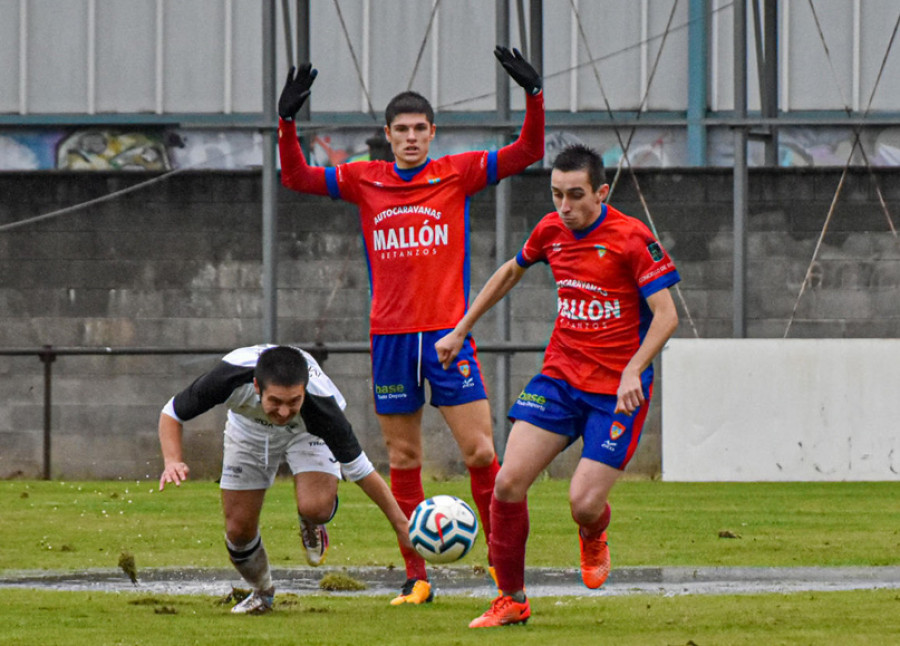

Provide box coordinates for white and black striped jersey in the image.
[162,345,365,467]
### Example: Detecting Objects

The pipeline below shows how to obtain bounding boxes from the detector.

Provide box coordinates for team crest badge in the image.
[610,421,626,440]
[428,177,441,184]
[457,360,471,378]
[647,241,664,262]
[594,244,607,259]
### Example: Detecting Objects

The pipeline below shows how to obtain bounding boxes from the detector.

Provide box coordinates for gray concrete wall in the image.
[1,168,898,481]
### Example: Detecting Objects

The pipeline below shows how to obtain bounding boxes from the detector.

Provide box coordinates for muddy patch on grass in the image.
[2,565,899,598]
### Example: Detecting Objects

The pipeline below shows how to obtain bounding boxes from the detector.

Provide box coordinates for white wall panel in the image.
[368,1,435,113]
[163,0,225,112]
[28,0,89,113]
[230,0,262,113]
[859,0,900,111]
[95,0,156,113]
[573,2,644,111]
[1,0,899,119]
[435,0,494,113]
[662,339,900,482]
[644,0,690,111]
[0,0,21,112]
[308,0,365,113]
[786,0,853,111]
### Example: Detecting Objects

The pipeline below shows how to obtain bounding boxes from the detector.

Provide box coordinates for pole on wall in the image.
[687,0,708,166]
[733,0,748,338]
[262,0,278,342]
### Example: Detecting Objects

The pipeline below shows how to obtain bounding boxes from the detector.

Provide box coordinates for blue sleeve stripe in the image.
[639,270,681,299]
[515,250,534,267]
[486,150,499,186]
[324,168,340,199]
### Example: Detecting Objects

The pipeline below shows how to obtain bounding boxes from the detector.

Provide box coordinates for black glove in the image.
[494,46,542,96]
[278,63,318,120]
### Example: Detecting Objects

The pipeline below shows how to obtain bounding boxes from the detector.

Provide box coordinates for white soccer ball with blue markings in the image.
[408,495,479,564]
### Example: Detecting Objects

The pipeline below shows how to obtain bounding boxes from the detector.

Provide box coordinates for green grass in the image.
[2,478,900,645]
[3,478,898,571]
[1,588,899,646]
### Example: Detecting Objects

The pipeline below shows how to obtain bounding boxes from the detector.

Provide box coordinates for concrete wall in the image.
[662,339,900,481]
[1,167,898,481]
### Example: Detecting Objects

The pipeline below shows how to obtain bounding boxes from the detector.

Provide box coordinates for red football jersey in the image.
[518,203,680,394]
[330,152,488,334]
[279,93,544,335]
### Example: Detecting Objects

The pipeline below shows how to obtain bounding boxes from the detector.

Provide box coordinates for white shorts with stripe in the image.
[220,418,341,490]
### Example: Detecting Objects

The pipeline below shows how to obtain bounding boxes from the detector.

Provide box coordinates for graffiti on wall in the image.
[4,124,900,171]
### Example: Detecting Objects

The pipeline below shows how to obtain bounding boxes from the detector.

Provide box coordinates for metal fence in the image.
[1,342,545,480]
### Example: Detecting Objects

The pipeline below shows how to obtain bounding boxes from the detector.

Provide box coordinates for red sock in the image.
[390,466,427,580]
[580,502,611,540]
[467,457,500,552]
[489,497,529,594]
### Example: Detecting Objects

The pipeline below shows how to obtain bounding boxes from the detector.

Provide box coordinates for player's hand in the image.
[614,371,644,416]
[494,46,542,95]
[159,461,190,491]
[395,522,414,552]
[435,330,465,370]
[278,63,318,120]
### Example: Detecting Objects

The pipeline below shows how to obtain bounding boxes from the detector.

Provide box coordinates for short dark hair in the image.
[385,91,434,126]
[552,144,607,191]
[255,346,309,392]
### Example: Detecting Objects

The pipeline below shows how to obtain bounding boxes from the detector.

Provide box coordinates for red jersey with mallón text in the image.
[279,93,544,335]
[517,203,680,394]
[331,152,487,334]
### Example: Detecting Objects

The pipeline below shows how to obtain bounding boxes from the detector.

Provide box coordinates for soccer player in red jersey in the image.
[277,47,544,604]
[436,144,680,627]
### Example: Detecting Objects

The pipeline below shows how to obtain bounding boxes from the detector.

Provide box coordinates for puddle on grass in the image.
[1,566,899,598]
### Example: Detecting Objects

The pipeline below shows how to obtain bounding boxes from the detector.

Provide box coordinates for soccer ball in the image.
[408,495,479,564]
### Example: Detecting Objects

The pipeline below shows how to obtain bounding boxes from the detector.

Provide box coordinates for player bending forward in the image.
[158,345,413,614]
[436,145,680,627]
[277,47,544,604]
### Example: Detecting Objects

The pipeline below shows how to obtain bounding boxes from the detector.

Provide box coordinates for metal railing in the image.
[1,342,545,480]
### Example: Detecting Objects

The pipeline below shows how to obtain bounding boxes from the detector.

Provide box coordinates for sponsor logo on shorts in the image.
[610,421,626,440]
[223,464,243,477]
[375,383,407,399]
[515,390,547,410]
[457,360,471,378]
[601,440,618,452]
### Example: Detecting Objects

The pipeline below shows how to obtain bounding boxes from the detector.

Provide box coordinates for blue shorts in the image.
[371,330,488,415]
[507,374,653,470]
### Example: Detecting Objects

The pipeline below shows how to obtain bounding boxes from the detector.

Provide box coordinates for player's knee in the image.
[384,440,421,468]
[461,443,495,468]
[297,496,337,524]
[225,524,258,548]
[569,499,606,527]
[493,470,528,502]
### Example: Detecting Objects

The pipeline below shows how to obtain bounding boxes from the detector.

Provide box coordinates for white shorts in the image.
[220,419,341,490]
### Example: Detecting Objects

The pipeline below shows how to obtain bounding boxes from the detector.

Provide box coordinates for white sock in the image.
[226,533,273,593]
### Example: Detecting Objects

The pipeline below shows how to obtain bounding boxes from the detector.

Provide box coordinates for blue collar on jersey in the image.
[394,158,431,181]
[571,203,607,239]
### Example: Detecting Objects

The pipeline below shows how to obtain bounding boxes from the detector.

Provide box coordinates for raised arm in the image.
[277,63,330,195]
[494,46,545,177]
[435,257,527,369]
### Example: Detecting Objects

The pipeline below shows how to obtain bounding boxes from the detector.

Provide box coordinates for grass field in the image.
[2,477,899,645]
